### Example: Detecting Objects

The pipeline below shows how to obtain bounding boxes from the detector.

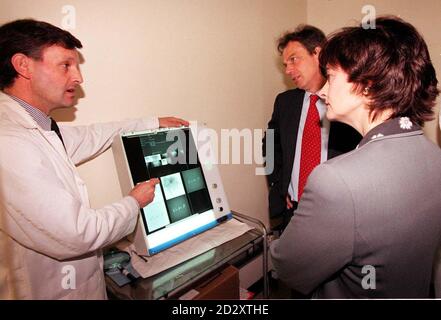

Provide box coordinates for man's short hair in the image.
[0,19,83,90]
[277,25,326,55]
[319,16,439,126]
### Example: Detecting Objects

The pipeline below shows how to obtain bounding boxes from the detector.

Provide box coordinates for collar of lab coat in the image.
[0,91,42,130]
[0,91,69,159]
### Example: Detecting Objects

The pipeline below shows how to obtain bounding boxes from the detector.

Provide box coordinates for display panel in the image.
[113,126,231,255]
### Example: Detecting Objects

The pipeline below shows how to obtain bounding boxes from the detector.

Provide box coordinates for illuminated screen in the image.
[120,127,229,254]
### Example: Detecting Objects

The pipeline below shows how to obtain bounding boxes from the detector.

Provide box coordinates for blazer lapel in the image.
[284,90,305,170]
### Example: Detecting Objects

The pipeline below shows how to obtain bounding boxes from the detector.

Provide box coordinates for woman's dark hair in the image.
[277,25,326,55]
[0,19,82,90]
[319,16,439,126]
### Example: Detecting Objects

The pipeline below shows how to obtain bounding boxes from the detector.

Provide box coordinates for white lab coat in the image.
[0,93,158,299]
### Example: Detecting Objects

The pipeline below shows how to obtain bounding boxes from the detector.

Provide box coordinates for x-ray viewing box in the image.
[112,125,232,256]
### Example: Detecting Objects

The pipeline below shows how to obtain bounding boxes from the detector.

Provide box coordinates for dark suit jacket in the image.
[263,89,361,218]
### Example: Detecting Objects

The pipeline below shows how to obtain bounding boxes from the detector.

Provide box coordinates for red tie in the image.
[298,94,321,200]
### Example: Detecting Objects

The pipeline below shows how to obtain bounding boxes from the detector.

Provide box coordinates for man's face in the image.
[282,41,323,93]
[28,45,83,114]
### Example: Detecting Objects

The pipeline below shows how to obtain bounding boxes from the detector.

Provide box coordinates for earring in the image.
[363,87,370,95]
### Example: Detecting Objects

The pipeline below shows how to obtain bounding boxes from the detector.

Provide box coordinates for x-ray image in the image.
[167,195,191,223]
[161,173,186,200]
[143,184,170,232]
[182,167,205,193]
[116,126,230,255]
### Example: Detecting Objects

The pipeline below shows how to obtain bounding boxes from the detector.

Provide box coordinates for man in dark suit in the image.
[264,25,361,233]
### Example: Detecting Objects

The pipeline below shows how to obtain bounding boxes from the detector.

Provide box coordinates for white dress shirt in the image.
[288,92,330,202]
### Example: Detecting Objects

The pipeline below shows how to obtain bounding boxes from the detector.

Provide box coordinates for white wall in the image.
[0,0,307,226]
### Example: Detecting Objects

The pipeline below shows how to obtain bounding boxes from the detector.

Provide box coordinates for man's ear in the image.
[10,53,32,80]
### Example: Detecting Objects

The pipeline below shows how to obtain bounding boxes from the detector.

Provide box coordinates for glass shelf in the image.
[106,225,263,300]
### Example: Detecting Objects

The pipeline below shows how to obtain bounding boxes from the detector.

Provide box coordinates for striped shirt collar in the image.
[6,94,52,131]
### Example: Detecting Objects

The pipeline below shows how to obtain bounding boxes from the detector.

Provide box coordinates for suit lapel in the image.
[284,90,305,172]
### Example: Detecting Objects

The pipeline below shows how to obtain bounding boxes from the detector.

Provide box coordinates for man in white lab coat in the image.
[0,19,188,299]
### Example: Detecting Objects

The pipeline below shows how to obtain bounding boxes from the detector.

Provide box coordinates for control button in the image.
[216,198,222,203]
[212,183,218,189]
[219,207,224,212]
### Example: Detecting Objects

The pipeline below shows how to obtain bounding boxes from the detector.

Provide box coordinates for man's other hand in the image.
[129,178,160,208]
[159,117,189,128]
[286,194,294,210]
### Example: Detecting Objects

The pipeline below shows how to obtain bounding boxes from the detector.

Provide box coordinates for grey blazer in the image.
[270,117,441,298]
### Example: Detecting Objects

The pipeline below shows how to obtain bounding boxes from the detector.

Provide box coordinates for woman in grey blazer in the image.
[270,16,441,298]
